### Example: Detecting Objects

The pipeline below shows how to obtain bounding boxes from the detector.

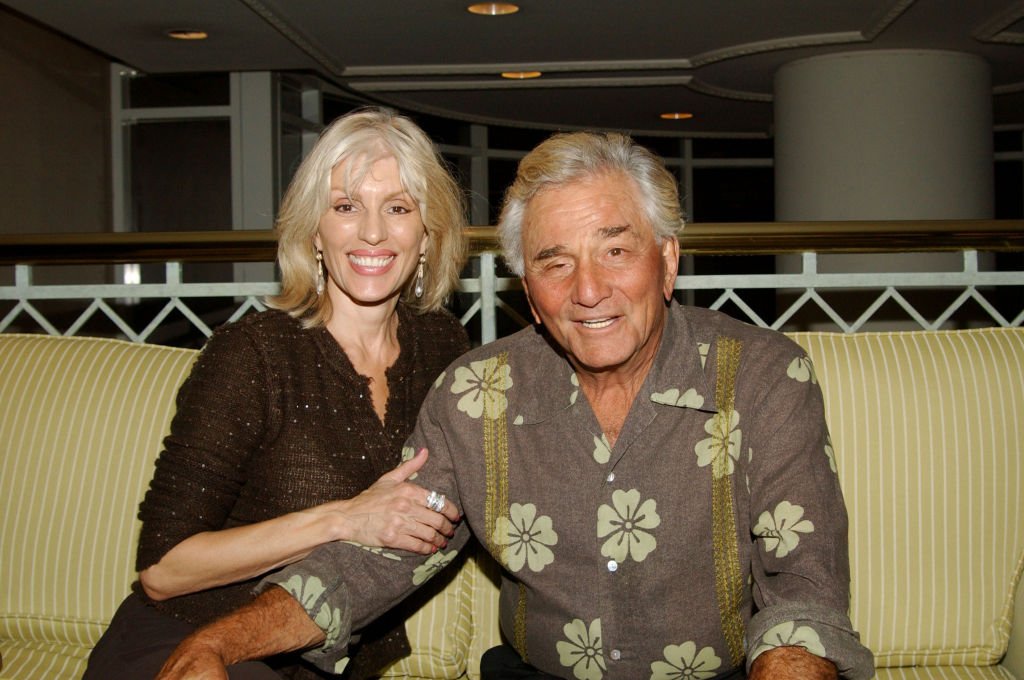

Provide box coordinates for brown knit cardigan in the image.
[134,304,469,678]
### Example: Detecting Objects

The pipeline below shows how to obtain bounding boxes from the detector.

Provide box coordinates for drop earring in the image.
[413,254,426,299]
[315,250,325,296]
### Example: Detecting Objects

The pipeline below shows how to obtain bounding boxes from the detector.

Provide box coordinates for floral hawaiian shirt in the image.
[262,302,874,679]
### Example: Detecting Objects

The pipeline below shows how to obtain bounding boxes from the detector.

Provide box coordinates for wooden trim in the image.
[1,220,1021,265]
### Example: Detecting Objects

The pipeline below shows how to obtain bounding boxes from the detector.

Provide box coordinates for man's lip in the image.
[576,317,617,329]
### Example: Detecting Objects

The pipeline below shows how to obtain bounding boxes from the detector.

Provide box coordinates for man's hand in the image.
[156,586,325,680]
[749,645,838,680]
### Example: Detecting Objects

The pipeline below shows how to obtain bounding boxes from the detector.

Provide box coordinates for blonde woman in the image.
[85,108,470,680]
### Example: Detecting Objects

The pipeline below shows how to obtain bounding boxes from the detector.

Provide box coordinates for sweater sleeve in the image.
[743,345,874,679]
[258,375,470,675]
[136,324,271,571]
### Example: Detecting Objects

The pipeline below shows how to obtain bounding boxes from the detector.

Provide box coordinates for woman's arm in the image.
[139,448,459,600]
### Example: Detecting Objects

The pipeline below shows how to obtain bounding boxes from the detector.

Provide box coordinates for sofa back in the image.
[0,334,198,677]
[790,328,1024,670]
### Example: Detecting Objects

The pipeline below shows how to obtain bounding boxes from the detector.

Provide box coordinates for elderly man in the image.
[159,132,873,680]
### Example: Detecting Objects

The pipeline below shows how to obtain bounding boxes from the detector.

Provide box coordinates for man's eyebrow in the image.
[599,224,632,239]
[532,244,566,262]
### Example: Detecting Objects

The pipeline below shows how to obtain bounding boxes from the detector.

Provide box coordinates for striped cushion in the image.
[380,549,480,680]
[0,335,198,680]
[789,329,1024,669]
[874,665,1015,680]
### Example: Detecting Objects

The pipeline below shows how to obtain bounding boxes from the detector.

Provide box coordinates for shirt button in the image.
[607,560,618,572]
[606,472,616,483]
[610,649,621,661]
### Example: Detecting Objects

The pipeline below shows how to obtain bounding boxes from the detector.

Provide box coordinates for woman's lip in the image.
[348,252,396,272]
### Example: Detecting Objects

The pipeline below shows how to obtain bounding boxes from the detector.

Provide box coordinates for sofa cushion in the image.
[790,329,1024,669]
[0,335,198,679]
[380,550,476,680]
[875,666,1015,679]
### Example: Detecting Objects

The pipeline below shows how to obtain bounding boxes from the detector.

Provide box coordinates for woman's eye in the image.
[334,202,355,213]
[387,205,411,215]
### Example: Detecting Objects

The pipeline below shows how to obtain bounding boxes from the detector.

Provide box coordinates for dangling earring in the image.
[315,250,325,296]
[413,254,426,299]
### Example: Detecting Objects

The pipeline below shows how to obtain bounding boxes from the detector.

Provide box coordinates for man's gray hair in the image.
[497,131,685,276]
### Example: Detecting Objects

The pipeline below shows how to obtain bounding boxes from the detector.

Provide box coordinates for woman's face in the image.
[314,155,427,310]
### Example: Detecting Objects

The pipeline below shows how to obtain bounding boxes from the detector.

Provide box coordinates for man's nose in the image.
[358,211,387,245]
[571,259,611,306]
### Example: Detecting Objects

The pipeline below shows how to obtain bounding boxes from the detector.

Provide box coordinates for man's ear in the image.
[521,276,544,326]
[661,236,680,301]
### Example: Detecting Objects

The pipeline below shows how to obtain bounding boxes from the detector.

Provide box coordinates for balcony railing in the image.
[2,221,1022,346]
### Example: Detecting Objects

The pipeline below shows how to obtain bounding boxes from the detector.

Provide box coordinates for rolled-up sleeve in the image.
[744,351,874,679]
[258,385,471,674]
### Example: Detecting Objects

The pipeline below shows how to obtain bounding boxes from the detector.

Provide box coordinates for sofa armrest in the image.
[1004,568,1024,678]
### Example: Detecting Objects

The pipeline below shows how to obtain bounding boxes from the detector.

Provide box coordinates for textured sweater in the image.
[134,304,469,677]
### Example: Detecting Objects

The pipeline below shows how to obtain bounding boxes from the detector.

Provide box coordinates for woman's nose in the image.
[358,211,387,245]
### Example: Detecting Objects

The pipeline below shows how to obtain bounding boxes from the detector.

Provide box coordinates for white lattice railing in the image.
[2,222,1022,346]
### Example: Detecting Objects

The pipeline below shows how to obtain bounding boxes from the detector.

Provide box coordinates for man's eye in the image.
[609,247,624,257]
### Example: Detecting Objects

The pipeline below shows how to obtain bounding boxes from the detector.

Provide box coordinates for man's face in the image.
[521,172,679,378]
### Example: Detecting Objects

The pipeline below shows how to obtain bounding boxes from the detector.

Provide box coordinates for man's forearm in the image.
[156,585,325,680]
[749,645,839,680]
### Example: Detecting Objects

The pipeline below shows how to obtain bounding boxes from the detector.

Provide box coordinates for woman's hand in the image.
[309,448,460,554]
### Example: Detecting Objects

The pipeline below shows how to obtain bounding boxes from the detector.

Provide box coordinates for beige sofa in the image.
[1,328,1022,679]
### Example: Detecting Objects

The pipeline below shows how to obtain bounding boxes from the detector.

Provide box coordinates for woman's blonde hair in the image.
[498,131,684,276]
[268,107,468,326]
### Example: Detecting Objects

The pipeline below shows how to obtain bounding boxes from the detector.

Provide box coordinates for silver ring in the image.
[425,490,446,513]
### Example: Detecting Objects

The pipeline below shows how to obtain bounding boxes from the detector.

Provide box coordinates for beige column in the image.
[772,50,994,328]
[775,49,993,221]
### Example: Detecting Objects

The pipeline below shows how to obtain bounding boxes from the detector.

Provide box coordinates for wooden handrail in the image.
[1,220,1021,265]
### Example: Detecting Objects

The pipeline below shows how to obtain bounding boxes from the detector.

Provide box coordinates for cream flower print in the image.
[342,541,401,561]
[281,575,344,648]
[750,621,826,662]
[694,410,741,478]
[697,342,710,369]
[570,373,580,405]
[651,387,705,409]
[492,502,558,572]
[597,488,661,563]
[451,357,512,419]
[753,500,815,558]
[412,548,458,585]
[824,435,837,473]
[593,434,612,464]
[432,370,446,389]
[786,355,817,384]
[650,641,722,680]
[556,618,606,680]
[400,445,419,479]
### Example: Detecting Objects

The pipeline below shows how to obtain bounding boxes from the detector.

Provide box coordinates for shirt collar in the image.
[514,302,718,425]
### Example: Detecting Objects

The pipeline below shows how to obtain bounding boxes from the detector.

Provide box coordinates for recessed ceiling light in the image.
[501,71,542,79]
[660,112,694,120]
[166,29,208,40]
[467,3,520,16]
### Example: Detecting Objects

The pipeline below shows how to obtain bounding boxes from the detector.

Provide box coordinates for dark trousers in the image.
[83,593,282,680]
[480,644,747,680]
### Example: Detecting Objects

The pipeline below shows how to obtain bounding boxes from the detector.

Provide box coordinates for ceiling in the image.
[4,0,1024,137]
